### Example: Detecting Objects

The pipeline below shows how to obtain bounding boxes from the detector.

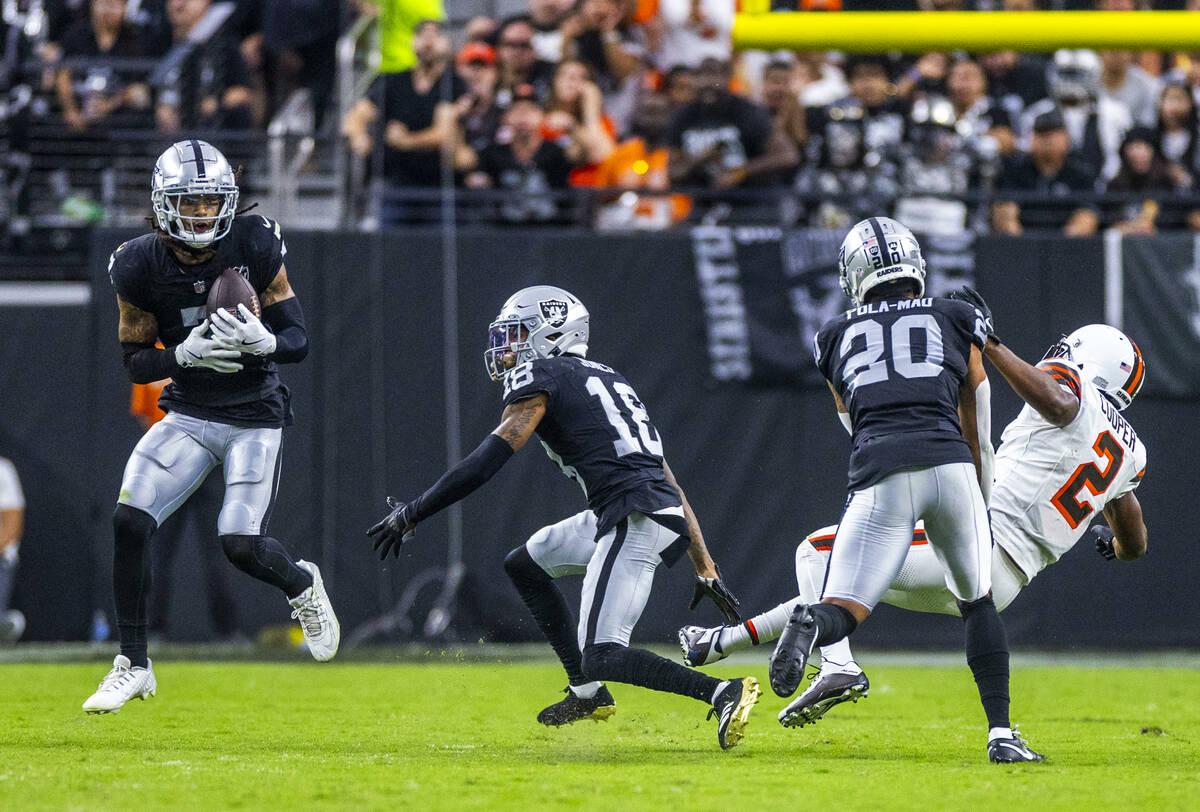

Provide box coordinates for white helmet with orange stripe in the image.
[1044,324,1145,410]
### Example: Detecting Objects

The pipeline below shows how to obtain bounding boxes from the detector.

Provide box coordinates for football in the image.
[206,268,261,320]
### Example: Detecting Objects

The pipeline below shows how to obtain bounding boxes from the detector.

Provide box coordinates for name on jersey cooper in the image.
[842,297,934,319]
[1098,392,1138,452]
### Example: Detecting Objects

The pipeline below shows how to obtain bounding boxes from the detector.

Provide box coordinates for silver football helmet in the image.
[1044,324,1145,410]
[837,217,926,306]
[485,285,590,381]
[151,140,239,248]
[1048,49,1101,106]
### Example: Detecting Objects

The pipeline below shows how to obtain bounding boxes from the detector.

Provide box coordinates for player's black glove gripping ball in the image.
[948,286,1000,346]
[1089,525,1118,561]
[367,496,416,559]
[689,566,743,624]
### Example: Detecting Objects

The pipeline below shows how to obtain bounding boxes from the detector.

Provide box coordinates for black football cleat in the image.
[988,730,1046,763]
[537,685,616,726]
[778,670,869,728]
[769,604,819,697]
[708,676,761,750]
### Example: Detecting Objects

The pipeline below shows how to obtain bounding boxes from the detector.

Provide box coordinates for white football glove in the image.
[210,303,277,357]
[174,320,244,373]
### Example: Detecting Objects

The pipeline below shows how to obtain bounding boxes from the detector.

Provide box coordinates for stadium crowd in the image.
[8,0,1200,231]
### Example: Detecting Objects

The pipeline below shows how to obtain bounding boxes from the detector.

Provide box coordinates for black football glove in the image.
[689,566,742,624]
[367,496,416,559]
[1089,524,1118,561]
[947,286,1000,346]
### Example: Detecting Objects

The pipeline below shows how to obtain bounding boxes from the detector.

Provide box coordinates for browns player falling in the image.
[83,140,339,714]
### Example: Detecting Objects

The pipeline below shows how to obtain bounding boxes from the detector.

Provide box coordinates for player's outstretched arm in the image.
[957,344,995,502]
[664,460,742,622]
[1102,493,1148,561]
[662,460,716,579]
[983,342,1079,427]
[368,395,547,558]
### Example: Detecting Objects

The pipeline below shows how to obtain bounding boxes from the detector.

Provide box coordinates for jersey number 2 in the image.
[1051,431,1124,529]
[585,377,663,458]
[840,314,944,394]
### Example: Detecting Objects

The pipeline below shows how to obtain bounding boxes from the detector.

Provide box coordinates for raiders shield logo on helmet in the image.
[539,299,569,328]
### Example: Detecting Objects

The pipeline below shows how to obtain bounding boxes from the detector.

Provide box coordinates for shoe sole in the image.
[677,629,705,668]
[779,682,867,728]
[720,677,761,750]
[769,611,816,697]
[539,705,617,726]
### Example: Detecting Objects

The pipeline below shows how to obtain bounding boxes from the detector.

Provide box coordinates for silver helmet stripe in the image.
[867,216,888,260]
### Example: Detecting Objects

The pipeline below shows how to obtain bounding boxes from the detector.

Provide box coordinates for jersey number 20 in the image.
[586,377,663,458]
[840,314,944,394]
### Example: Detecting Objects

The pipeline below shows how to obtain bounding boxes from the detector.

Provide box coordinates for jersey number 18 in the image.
[586,377,663,459]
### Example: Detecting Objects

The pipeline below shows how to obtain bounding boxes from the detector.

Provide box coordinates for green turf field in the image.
[2,651,1197,811]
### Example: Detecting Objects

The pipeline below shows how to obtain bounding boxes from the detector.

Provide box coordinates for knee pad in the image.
[504,545,551,587]
[581,642,624,683]
[113,504,157,548]
[956,592,996,619]
[221,533,260,570]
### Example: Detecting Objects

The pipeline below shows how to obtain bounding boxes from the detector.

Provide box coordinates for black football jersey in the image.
[814,296,988,491]
[502,355,680,537]
[108,215,291,427]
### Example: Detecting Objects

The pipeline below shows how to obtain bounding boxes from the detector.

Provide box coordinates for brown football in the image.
[206,268,261,320]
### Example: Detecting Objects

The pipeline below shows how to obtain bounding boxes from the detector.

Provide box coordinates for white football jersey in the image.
[990,359,1147,582]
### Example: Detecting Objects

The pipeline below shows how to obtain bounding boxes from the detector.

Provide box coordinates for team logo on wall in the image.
[539,299,568,328]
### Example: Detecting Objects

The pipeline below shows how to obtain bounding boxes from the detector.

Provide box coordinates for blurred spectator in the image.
[1100,50,1159,128]
[543,59,616,178]
[797,55,906,227]
[495,18,555,106]
[668,58,798,190]
[54,0,161,132]
[947,57,1014,156]
[463,15,497,44]
[361,0,446,75]
[258,0,342,131]
[454,43,502,157]
[655,0,733,71]
[760,58,807,154]
[0,456,24,642]
[795,52,848,109]
[1106,126,1182,234]
[592,89,692,228]
[663,65,696,110]
[895,96,993,235]
[992,110,1099,237]
[561,0,647,131]
[1021,49,1132,181]
[464,86,574,223]
[561,0,644,96]
[895,52,949,101]
[527,0,574,62]
[982,50,1047,124]
[1155,82,1199,189]
[342,19,464,223]
[156,0,255,132]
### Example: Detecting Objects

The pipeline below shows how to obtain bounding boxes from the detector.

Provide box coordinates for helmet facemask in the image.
[485,319,537,381]
[151,140,239,249]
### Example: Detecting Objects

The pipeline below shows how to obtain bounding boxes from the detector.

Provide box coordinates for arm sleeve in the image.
[409,434,515,523]
[261,296,308,364]
[121,342,181,384]
[973,377,995,505]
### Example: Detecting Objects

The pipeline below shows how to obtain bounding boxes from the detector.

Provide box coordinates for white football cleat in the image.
[290,560,340,662]
[82,655,156,714]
